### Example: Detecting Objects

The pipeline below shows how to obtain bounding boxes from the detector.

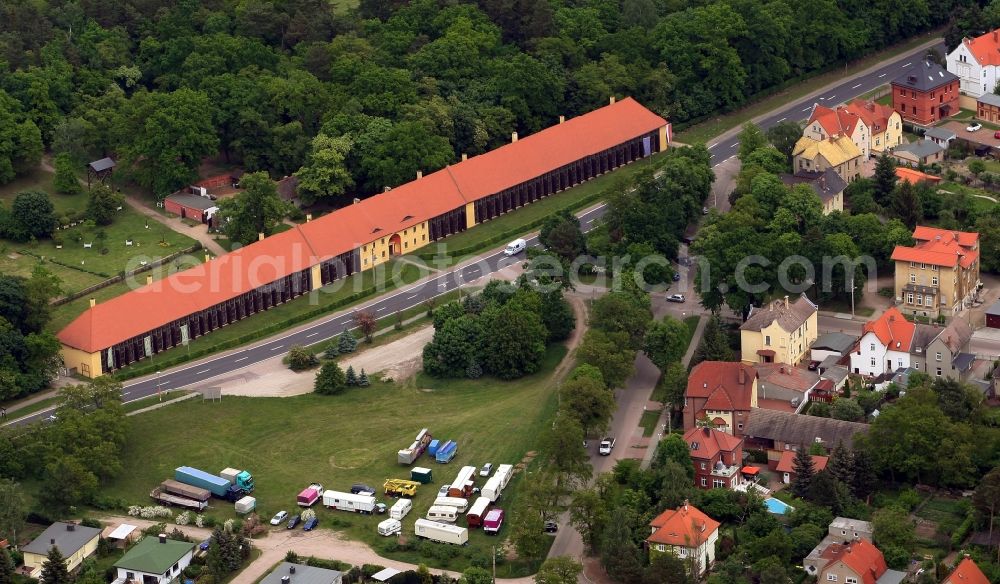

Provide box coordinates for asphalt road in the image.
[10,39,947,427]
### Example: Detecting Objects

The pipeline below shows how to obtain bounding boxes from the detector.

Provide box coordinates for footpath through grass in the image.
[100,345,567,576]
[675,31,942,144]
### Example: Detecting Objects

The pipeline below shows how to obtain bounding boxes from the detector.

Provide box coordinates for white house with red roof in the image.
[805,104,871,158]
[947,29,1000,98]
[646,501,720,576]
[850,307,916,377]
[813,539,906,584]
[891,226,981,318]
[684,426,744,490]
[774,450,828,484]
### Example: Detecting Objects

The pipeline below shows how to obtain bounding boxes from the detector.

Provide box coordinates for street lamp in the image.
[156,370,163,402]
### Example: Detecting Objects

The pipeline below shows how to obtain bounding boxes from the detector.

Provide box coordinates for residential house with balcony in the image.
[947,28,1000,98]
[113,535,194,584]
[891,226,980,318]
[683,426,744,490]
[850,307,916,377]
[646,502,720,577]
[813,539,906,584]
[740,294,818,366]
[846,99,903,153]
[804,518,874,575]
[891,61,959,125]
[683,361,758,437]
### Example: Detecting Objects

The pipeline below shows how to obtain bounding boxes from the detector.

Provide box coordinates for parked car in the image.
[480,463,493,477]
[672,272,681,282]
[270,511,288,525]
[286,514,301,529]
[667,294,685,303]
[438,485,450,496]
[303,517,319,531]
[968,123,983,132]
[544,521,559,533]
[375,502,388,514]
[351,483,376,495]
[199,539,212,552]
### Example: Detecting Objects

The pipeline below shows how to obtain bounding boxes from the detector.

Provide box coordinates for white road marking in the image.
[270,346,284,351]
[802,106,811,112]
[777,117,786,122]
[825,95,836,100]
[306,332,318,338]
[234,357,248,362]
[878,73,887,78]
[852,83,862,89]
[902,62,912,67]
[707,143,718,149]
[195,369,210,375]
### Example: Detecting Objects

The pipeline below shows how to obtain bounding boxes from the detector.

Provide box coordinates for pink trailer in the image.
[483,508,504,535]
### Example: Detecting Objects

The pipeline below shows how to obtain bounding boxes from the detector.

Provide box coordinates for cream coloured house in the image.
[805,104,870,158]
[22,522,102,578]
[793,136,863,183]
[740,295,818,365]
[846,99,903,153]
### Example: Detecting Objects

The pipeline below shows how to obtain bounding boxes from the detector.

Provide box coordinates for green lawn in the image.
[0,168,60,203]
[915,496,969,524]
[639,409,660,437]
[952,109,976,120]
[937,181,998,214]
[675,31,943,144]
[99,345,567,576]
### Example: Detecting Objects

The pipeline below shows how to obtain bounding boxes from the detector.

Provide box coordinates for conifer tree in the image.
[40,546,70,584]
[792,446,816,498]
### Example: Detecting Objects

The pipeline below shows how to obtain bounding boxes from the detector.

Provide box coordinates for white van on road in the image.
[504,239,527,256]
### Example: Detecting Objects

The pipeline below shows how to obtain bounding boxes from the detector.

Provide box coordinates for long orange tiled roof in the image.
[895,167,941,185]
[892,226,979,268]
[647,503,720,547]
[58,98,667,353]
[861,307,915,352]
[963,29,1000,67]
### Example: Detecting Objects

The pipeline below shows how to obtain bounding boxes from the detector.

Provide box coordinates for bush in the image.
[80,518,102,528]
[315,361,347,395]
[288,345,319,371]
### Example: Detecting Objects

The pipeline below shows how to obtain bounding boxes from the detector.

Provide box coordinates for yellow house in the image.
[804,104,870,158]
[890,226,981,318]
[22,522,102,578]
[847,99,903,154]
[740,295,819,365]
[793,136,863,183]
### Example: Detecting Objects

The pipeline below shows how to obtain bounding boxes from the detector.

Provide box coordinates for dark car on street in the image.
[286,515,301,529]
[303,517,319,531]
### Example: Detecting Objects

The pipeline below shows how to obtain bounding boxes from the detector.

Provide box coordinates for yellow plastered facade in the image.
[61,345,103,379]
[359,221,431,269]
[23,535,99,577]
[310,264,322,289]
[465,202,476,228]
[740,312,818,365]
[658,126,668,151]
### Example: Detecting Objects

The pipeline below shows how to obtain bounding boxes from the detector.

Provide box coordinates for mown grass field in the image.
[100,345,566,576]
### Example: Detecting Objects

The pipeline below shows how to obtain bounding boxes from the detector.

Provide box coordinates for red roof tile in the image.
[687,361,757,410]
[895,167,941,185]
[683,426,743,461]
[892,226,979,268]
[58,98,667,353]
[647,503,720,547]
[846,99,896,133]
[821,540,887,584]
[774,450,829,474]
[944,558,990,584]
[861,307,916,352]
[810,104,862,137]
[963,29,1000,67]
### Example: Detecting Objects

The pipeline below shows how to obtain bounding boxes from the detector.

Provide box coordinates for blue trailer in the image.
[175,467,245,501]
[435,441,458,463]
[428,439,440,456]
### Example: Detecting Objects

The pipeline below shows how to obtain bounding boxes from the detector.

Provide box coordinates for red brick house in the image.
[683,361,758,437]
[683,426,744,490]
[891,61,959,125]
[164,193,219,227]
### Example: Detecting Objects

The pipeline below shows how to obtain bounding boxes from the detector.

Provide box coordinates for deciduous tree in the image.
[217,172,289,246]
[85,185,125,226]
[294,134,353,204]
[643,315,689,371]
[535,557,583,584]
[0,480,26,544]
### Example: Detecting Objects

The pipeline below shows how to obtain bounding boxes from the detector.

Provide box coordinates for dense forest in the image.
[0,0,981,201]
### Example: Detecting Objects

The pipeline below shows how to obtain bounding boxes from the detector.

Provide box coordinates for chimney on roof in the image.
[461,153,468,162]
[610,96,616,105]
[67,524,75,531]
[281,577,290,584]
[258,232,265,241]
[146,275,153,286]
[89,298,96,308]
[994,31,998,42]
[416,170,423,180]
[205,253,210,263]
[354,197,362,203]
[780,366,786,374]
[738,367,746,385]
[559,115,565,124]
[683,499,689,512]
[158,534,167,543]
[511,132,518,143]
[305,213,312,222]
[702,426,710,436]
[784,295,789,309]
[289,566,296,574]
